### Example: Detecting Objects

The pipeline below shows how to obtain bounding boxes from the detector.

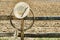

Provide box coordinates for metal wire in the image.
[9,9,35,31]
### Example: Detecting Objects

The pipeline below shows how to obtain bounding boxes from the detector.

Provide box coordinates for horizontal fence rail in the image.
[0,15,60,20]
[0,15,60,38]
[0,33,60,38]
[0,33,14,37]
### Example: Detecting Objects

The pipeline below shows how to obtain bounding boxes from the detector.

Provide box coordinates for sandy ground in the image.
[0,0,60,36]
[0,0,60,40]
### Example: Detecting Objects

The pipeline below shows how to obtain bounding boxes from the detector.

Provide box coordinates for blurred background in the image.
[0,0,60,40]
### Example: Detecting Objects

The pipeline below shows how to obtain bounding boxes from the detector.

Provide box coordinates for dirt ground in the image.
[0,0,60,34]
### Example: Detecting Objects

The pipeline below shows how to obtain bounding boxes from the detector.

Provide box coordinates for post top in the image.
[14,2,30,19]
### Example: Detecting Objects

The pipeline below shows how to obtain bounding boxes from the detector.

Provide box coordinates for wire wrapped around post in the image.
[9,9,34,31]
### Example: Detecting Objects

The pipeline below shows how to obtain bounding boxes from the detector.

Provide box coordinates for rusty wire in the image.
[9,9,35,31]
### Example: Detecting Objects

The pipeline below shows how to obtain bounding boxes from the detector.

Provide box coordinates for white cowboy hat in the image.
[14,2,30,19]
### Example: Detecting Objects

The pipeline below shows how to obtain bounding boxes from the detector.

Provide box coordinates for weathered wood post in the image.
[21,19,24,40]
[13,2,30,40]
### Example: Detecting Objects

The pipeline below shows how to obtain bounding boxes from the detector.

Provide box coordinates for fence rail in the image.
[0,15,60,38]
[0,33,60,38]
[0,15,60,20]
